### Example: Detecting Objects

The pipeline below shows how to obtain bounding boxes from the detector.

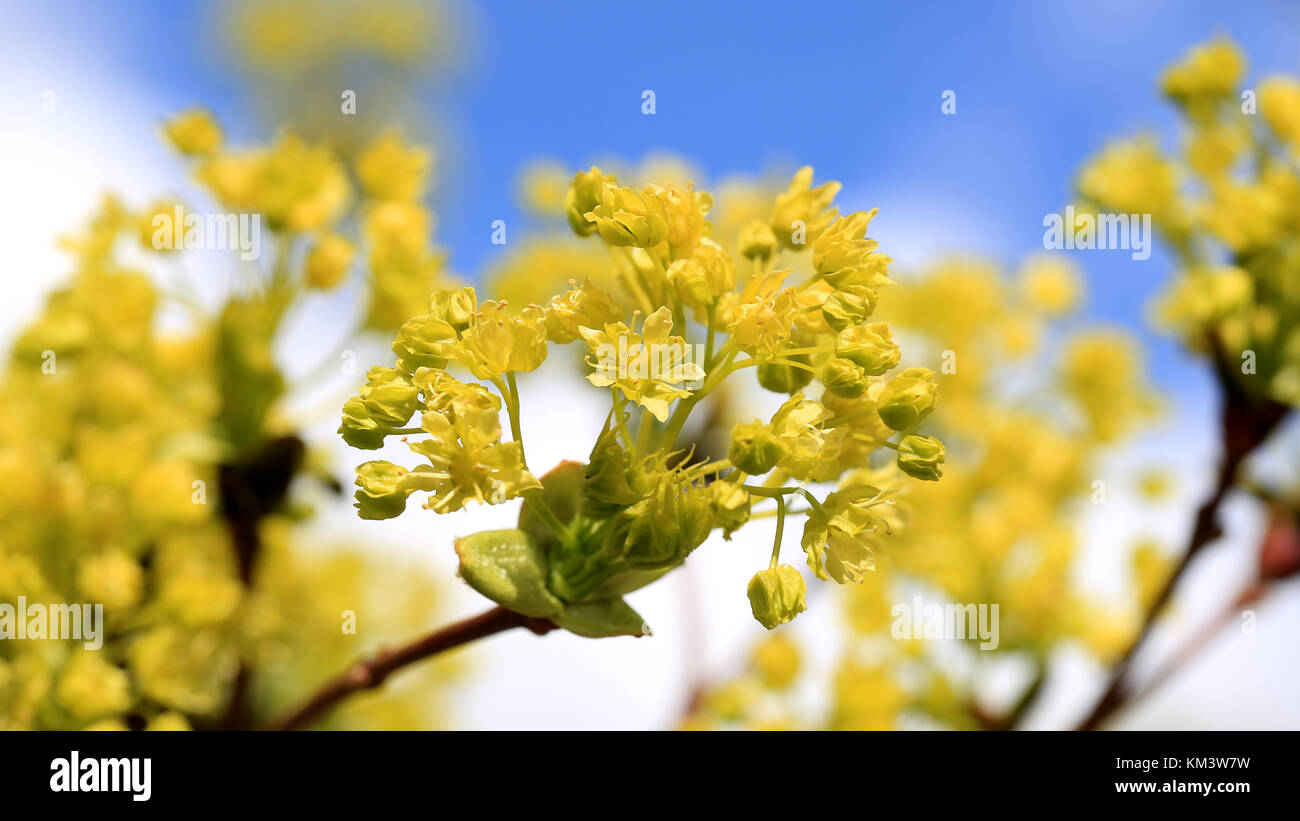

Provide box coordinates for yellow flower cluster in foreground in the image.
[342,167,947,634]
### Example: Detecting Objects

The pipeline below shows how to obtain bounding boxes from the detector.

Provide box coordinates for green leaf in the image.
[519,460,585,552]
[553,597,650,638]
[454,529,564,618]
[582,427,644,518]
[585,564,677,600]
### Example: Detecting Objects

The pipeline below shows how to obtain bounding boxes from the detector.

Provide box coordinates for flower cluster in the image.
[165,109,448,334]
[0,197,454,729]
[1,0,465,731]
[686,256,1165,729]
[1077,36,1300,407]
[342,167,945,633]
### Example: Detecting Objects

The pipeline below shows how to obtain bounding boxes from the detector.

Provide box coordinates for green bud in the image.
[353,460,438,520]
[747,565,807,629]
[757,354,814,394]
[339,396,387,450]
[710,481,752,540]
[877,367,938,431]
[896,434,946,481]
[835,322,900,376]
[359,366,419,427]
[728,421,788,475]
[392,313,455,374]
[622,478,712,569]
[821,357,869,398]
[821,284,877,332]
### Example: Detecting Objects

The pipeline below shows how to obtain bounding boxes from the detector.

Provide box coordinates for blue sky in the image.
[6,0,1300,395]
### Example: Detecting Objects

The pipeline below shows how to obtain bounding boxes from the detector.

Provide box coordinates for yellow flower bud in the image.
[128,626,231,715]
[876,367,938,430]
[261,132,351,232]
[752,633,801,687]
[728,269,796,357]
[667,238,736,310]
[770,166,840,249]
[1160,37,1245,108]
[757,355,813,394]
[835,322,900,375]
[737,219,777,260]
[197,149,267,212]
[1260,76,1300,145]
[747,565,807,629]
[56,654,132,723]
[138,201,186,252]
[729,421,787,475]
[358,366,419,427]
[430,286,478,330]
[392,313,455,375]
[564,166,613,237]
[77,552,144,612]
[812,210,878,275]
[545,279,624,344]
[821,357,870,398]
[710,481,752,539]
[821,284,878,331]
[585,183,670,247]
[340,396,386,450]
[654,183,714,255]
[364,200,430,269]
[353,460,440,520]
[896,434,945,481]
[356,133,433,202]
[305,233,355,290]
[1018,255,1081,316]
[163,108,223,157]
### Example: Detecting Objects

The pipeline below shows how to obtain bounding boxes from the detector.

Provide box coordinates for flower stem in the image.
[704,301,717,370]
[769,495,786,569]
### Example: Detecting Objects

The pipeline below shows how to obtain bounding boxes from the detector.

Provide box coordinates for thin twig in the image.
[264,606,557,731]
[1074,338,1287,730]
[1075,449,1242,730]
[1120,582,1269,714]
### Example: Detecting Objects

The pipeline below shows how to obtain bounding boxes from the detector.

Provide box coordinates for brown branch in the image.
[1075,338,1288,731]
[1120,582,1269,712]
[1075,450,1241,730]
[1096,503,1298,721]
[212,435,306,731]
[264,606,558,731]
